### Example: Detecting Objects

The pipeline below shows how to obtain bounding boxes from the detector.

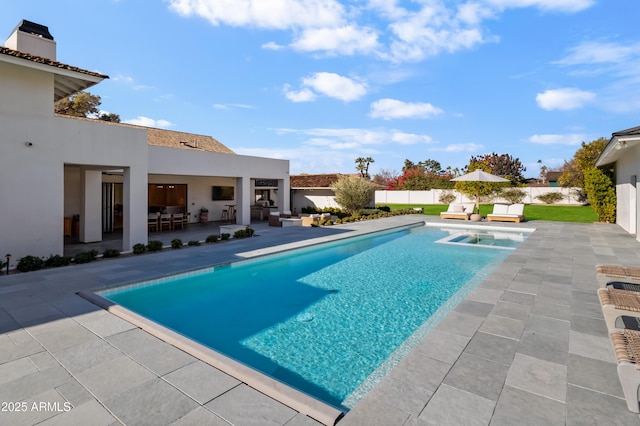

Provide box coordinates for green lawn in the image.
[379,204,598,223]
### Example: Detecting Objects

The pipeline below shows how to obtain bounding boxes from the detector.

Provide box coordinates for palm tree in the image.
[355,157,375,179]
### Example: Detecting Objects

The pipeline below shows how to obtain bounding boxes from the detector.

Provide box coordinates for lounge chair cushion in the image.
[452,205,464,212]
[492,204,509,215]
[507,204,524,216]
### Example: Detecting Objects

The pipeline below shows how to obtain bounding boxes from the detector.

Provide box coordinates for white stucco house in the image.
[596,126,640,240]
[1,20,290,262]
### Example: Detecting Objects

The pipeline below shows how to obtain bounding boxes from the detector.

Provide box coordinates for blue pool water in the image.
[102,225,523,410]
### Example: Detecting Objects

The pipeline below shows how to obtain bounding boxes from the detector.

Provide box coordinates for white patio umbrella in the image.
[451,170,509,213]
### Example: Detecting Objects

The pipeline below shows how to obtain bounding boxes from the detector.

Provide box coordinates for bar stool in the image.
[220,208,229,222]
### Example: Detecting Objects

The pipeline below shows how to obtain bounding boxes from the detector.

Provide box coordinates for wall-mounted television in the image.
[212,186,234,201]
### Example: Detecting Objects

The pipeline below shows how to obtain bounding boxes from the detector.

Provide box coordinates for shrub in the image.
[331,175,377,214]
[438,191,457,204]
[103,249,120,258]
[133,243,147,254]
[187,240,201,246]
[17,255,44,272]
[500,188,526,204]
[44,254,72,267]
[377,205,391,212]
[205,235,219,243]
[583,167,616,223]
[220,233,230,241]
[147,240,163,252]
[73,250,98,264]
[171,239,183,249]
[234,229,247,238]
[536,191,564,204]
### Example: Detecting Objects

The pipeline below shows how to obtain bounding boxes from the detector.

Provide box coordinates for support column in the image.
[79,168,102,243]
[236,176,251,225]
[122,167,148,252]
[277,177,290,213]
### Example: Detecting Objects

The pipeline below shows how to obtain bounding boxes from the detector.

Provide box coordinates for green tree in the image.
[331,175,377,214]
[558,137,608,188]
[355,157,375,179]
[467,152,526,183]
[455,161,509,211]
[55,91,121,122]
[583,167,616,222]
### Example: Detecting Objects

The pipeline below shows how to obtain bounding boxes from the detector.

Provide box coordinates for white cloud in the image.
[536,88,595,110]
[291,25,380,55]
[169,0,593,62]
[529,133,585,145]
[123,116,174,128]
[432,143,484,153]
[285,72,368,102]
[487,0,594,13]
[261,41,286,50]
[370,98,443,120]
[556,41,640,66]
[275,127,433,150]
[213,103,255,110]
[168,0,345,29]
[283,85,317,102]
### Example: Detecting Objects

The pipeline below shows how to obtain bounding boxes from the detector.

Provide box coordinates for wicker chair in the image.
[598,287,640,330]
[610,328,640,413]
[596,264,640,287]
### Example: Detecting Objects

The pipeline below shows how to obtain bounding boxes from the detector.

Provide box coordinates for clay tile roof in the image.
[290,173,345,188]
[0,46,108,79]
[147,127,235,154]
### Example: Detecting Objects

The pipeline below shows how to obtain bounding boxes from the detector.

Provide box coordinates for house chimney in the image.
[5,20,56,60]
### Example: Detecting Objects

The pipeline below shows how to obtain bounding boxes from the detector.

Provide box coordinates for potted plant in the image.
[199,207,209,223]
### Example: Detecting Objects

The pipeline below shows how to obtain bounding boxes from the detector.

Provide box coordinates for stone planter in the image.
[199,212,208,223]
[470,213,482,222]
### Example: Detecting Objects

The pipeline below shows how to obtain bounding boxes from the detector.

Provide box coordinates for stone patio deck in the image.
[1,216,640,425]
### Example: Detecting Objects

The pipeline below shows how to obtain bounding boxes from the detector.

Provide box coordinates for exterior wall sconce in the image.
[25,141,33,147]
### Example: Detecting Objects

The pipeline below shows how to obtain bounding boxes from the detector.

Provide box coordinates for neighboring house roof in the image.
[147,127,235,154]
[596,125,640,167]
[290,173,344,189]
[0,46,108,101]
[546,171,562,182]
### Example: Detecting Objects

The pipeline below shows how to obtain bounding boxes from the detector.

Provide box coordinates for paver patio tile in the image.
[505,353,566,402]
[55,380,95,407]
[0,365,71,402]
[74,310,137,338]
[530,301,571,321]
[489,301,531,321]
[53,338,123,374]
[499,291,535,306]
[523,314,570,340]
[105,377,199,426]
[568,330,616,363]
[412,330,470,364]
[0,356,38,385]
[0,330,44,364]
[419,384,494,426]
[478,315,525,340]
[567,354,622,398]
[464,332,518,365]
[453,300,494,318]
[205,384,297,426]
[490,385,565,426]
[75,356,156,401]
[433,311,485,338]
[169,407,231,425]
[0,388,69,426]
[517,330,568,365]
[27,318,98,352]
[38,399,117,426]
[566,384,640,426]
[163,360,241,404]
[107,328,196,376]
[443,354,509,401]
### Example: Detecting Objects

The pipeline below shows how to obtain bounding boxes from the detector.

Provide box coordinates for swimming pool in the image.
[99,224,527,412]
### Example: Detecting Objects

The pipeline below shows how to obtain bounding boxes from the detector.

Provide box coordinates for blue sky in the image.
[3,1,639,178]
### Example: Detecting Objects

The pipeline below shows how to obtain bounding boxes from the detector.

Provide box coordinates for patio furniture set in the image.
[440,203,525,222]
[596,264,640,413]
